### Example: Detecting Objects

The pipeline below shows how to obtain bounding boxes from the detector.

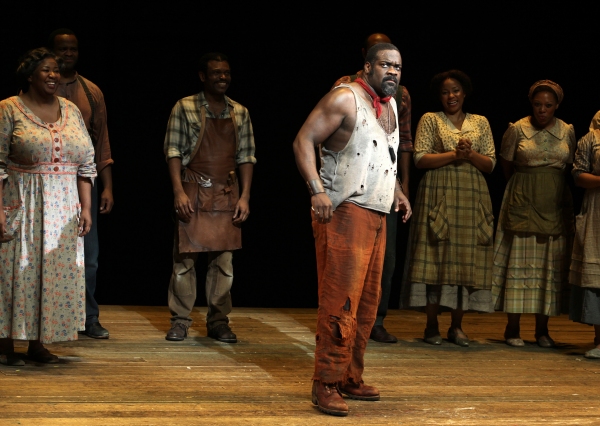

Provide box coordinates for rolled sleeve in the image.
[397,87,413,153]
[477,116,496,170]
[164,101,189,162]
[500,123,518,162]
[413,114,436,165]
[235,107,257,165]
[572,131,595,181]
[74,108,97,182]
[91,89,113,172]
[0,103,13,180]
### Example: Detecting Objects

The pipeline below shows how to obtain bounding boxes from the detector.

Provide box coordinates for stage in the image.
[1,306,600,425]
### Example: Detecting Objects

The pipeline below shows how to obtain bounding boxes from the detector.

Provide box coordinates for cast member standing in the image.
[332,33,413,343]
[401,70,496,347]
[0,48,95,365]
[49,28,114,339]
[164,53,256,344]
[492,80,575,348]
[569,125,600,359]
[293,43,411,417]
[590,111,600,131]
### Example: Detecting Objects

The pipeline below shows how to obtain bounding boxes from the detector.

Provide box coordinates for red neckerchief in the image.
[354,78,392,118]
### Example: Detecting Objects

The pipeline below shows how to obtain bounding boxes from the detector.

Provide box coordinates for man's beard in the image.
[381,76,398,96]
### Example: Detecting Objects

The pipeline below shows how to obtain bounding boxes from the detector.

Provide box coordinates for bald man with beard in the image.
[332,33,414,344]
[294,43,411,417]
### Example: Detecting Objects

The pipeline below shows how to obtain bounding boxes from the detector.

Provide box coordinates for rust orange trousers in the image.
[311,202,386,385]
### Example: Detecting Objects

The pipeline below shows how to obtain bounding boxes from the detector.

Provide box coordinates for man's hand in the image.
[394,189,412,223]
[174,191,194,223]
[99,188,114,214]
[232,197,250,226]
[78,208,92,237]
[311,192,333,224]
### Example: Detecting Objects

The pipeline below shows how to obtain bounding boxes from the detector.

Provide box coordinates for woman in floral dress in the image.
[0,48,96,365]
[492,80,575,348]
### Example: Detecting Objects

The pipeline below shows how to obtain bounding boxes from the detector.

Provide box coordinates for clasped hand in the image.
[455,137,472,160]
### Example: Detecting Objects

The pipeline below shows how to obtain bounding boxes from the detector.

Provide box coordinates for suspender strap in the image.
[77,75,96,146]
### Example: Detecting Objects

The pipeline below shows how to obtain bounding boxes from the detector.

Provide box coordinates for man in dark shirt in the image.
[50,28,115,339]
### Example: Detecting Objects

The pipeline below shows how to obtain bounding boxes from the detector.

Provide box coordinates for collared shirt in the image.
[414,112,496,170]
[164,91,256,167]
[332,70,413,153]
[500,116,575,170]
[55,72,113,173]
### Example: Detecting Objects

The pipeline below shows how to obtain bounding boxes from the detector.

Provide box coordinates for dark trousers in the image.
[375,206,398,326]
[84,183,100,325]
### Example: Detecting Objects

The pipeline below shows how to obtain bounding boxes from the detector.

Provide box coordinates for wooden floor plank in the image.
[1,306,600,425]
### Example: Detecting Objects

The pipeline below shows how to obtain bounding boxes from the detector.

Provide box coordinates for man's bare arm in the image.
[292,88,356,223]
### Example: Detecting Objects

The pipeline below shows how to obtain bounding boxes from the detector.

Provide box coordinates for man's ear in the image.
[363,61,371,76]
[199,71,205,83]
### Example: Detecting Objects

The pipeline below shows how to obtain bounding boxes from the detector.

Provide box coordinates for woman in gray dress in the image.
[569,123,600,359]
[491,80,575,348]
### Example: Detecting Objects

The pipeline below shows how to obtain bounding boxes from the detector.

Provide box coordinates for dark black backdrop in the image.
[1,4,598,309]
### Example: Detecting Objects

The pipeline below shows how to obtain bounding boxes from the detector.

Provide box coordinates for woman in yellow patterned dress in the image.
[492,80,575,348]
[401,70,496,347]
[0,48,96,365]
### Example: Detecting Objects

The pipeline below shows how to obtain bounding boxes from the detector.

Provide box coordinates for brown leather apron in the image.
[178,113,241,252]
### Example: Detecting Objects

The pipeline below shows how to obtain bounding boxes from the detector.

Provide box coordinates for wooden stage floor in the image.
[1,306,600,425]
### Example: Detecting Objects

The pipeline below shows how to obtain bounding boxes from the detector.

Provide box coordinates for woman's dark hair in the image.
[429,69,473,101]
[16,47,61,93]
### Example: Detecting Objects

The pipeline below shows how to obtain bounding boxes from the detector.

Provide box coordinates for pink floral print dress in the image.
[0,96,96,343]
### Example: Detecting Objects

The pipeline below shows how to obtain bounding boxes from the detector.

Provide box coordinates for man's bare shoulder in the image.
[316,86,356,115]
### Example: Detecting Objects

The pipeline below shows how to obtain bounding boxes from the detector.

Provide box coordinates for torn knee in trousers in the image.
[327,298,355,342]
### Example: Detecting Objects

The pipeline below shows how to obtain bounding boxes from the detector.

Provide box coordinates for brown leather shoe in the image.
[207,324,237,343]
[165,323,188,341]
[339,381,380,401]
[312,380,348,416]
[370,325,398,343]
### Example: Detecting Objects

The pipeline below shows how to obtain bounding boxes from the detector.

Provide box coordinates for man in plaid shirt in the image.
[163,52,256,344]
